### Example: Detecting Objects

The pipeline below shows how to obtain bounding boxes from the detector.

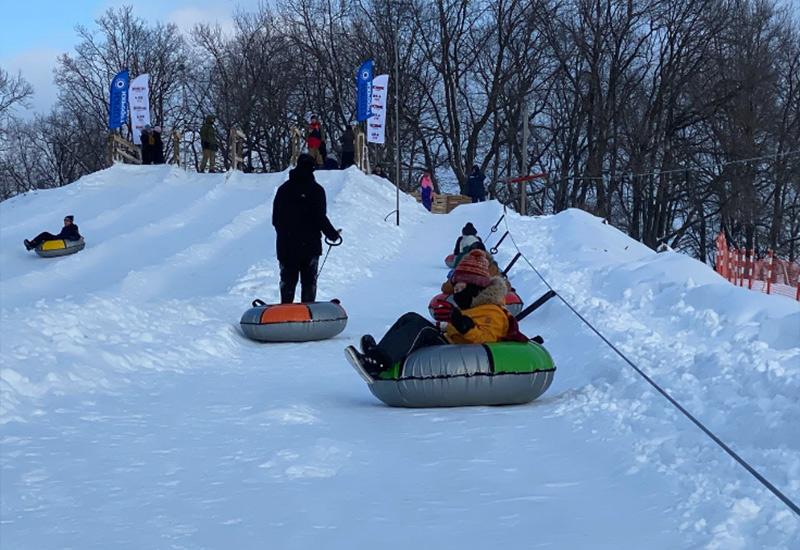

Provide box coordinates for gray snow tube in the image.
[368,341,556,407]
[240,299,347,342]
[34,238,85,258]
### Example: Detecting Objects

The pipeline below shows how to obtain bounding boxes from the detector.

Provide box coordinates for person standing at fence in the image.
[152,126,165,164]
[140,125,154,165]
[307,115,323,167]
[272,153,341,303]
[420,171,434,212]
[467,164,486,202]
[340,126,355,169]
[199,115,217,173]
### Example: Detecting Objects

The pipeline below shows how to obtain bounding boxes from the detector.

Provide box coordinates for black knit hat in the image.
[462,222,477,236]
[64,215,74,222]
[296,153,316,171]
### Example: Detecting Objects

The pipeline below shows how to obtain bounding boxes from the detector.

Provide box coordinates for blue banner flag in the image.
[356,59,374,122]
[108,70,130,129]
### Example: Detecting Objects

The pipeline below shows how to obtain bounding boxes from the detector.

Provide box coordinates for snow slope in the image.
[1,165,797,549]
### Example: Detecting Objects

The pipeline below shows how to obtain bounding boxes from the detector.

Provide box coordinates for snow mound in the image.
[1,166,797,549]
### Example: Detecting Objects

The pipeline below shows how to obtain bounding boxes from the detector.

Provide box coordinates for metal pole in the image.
[521,101,529,215]
[394,26,400,226]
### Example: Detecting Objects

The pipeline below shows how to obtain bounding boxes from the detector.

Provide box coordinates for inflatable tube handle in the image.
[325,234,343,246]
[252,299,267,307]
[490,231,509,255]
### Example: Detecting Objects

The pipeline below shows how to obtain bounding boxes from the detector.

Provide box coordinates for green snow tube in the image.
[368,341,556,407]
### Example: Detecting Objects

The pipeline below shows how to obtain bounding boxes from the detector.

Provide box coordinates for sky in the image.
[2,0,799,117]
[0,0,263,116]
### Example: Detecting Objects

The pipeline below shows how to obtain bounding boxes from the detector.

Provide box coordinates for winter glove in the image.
[449,307,475,335]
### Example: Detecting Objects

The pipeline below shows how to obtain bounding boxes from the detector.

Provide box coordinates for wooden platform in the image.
[411,192,473,214]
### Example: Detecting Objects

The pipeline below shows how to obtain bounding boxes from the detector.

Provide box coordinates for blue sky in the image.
[1,0,262,115]
[2,0,799,116]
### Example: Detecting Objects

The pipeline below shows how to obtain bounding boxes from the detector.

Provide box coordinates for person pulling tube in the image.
[272,153,341,304]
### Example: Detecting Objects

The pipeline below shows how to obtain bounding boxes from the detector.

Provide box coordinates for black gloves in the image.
[449,307,475,334]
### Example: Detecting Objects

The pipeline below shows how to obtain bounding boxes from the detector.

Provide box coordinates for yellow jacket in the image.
[445,303,509,344]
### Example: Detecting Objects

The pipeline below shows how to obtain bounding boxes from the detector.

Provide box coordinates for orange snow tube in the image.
[240,299,348,342]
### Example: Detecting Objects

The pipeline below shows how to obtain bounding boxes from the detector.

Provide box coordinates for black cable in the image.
[502,216,800,517]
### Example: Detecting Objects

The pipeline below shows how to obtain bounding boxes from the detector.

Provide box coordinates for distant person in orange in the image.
[307,115,323,167]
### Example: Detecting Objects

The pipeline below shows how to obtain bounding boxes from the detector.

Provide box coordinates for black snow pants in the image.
[373,312,448,366]
[280,257,319,304]
[29,232,60,248]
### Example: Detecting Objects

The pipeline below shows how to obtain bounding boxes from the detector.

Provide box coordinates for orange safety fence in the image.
[715,233,800,301]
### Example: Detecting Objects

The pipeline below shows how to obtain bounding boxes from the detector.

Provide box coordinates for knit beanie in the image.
[64,215,74,222]
[451,250,491,287]
[462,223,478,236]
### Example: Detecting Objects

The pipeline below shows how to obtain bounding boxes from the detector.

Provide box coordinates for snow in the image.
[1,165,798,548]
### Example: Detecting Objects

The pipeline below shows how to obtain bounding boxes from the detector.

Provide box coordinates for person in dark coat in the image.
[200,115,217,172]
[24,215,82,250]
[453,222,482,255]
[272,153,340,303]
[323,156,339,170]
[467,164,487,202]
[140,125,153,164]
[340,126,355,169]
[152,126,165,164]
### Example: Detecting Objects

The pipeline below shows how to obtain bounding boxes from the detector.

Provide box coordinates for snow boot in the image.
[24,239,33,251]
[360,334,377,354]
[344,345,385,384]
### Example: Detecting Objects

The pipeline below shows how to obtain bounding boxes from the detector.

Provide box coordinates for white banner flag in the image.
[129,74,151,145]
[367,74,389,144]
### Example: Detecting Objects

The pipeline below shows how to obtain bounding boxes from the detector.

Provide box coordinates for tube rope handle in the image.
[490,231,509,255]
[252,299,267,307]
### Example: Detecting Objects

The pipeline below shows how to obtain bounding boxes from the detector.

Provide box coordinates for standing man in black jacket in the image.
[24,215,82,250]
[272,154,341,303]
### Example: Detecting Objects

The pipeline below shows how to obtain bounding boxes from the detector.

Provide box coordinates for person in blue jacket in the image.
[467,164,486,202]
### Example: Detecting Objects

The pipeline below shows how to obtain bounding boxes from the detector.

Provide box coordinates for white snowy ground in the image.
[0,165,797,549]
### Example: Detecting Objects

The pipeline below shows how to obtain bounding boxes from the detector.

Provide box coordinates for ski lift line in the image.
[500,216,800,518]
[536,149,800,185]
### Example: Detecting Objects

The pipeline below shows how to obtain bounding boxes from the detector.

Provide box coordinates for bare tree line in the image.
[1,0,798,262]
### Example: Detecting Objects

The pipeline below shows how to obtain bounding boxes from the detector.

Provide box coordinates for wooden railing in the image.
[289,127,303,166]
[229,127,247,171]
[107,134,141,165]
[355,126,370,173]
[411,191,472,214]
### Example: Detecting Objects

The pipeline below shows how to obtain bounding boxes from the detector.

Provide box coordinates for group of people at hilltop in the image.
[135,113,492,205]
[416,165,487,212]
[306,115,357,171]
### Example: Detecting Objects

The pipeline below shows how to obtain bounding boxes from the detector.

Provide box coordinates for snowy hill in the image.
[1,165,798,549]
